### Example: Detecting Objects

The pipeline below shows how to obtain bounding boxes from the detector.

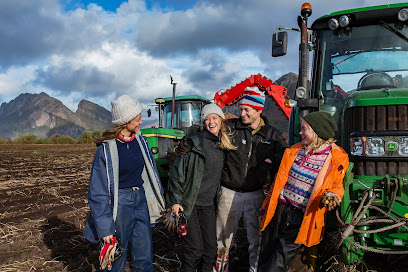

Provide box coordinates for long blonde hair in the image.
[218,119,237,150]
[302,120,335,152]
[95,124,127,144]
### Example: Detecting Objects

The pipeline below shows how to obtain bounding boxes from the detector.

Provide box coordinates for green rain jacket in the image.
[166,132,207,219]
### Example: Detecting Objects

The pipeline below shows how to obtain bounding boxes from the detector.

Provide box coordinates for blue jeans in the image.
[108,186,153,272]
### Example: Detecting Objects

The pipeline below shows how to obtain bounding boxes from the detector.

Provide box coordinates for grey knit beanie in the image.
[111,95,143,126]
[302,111,337,140]
[201,103,225,123]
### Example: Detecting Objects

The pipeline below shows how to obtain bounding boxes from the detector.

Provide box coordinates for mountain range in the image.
[0,73,298,139]
[0,92,112,139]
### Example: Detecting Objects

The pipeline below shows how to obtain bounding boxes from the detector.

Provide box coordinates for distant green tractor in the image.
[141,95,210,180]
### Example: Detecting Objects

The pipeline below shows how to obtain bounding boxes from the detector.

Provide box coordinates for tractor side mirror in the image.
[272,31,288,57]
[147,109,152,117]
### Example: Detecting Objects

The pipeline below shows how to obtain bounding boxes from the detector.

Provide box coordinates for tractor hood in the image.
[345,88,408,109]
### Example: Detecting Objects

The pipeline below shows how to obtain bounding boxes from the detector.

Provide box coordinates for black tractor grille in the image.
[344,105,408,176]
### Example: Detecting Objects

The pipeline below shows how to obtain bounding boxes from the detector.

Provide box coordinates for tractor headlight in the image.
[328,18,339,30]
[295,87,306,99]
[398,137,408,156]
[339,15,350,27]
[365,137,385,156]
[151,147,159,154]
[350,137,363,156]
[398,8,408,21]
[350,135,408,157]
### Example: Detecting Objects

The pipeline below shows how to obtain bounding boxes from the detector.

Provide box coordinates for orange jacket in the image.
[260,142,349,247]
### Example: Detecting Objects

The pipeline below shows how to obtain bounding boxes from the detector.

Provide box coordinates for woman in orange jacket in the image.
[258,112,349,272]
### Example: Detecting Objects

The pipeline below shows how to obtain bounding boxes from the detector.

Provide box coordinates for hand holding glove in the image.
[163,210,177,232]
[99,236,122,270]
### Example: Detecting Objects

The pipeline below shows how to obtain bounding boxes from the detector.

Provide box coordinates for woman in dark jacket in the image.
[84,95,165,272]
[166,103,235,272]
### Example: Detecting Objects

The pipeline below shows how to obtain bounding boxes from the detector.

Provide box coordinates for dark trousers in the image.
[259,203,304,272]
[109,187,153,272]
[181,205,217,272]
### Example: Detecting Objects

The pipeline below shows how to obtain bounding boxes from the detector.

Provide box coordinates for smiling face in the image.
[204,113,222,136]
[121,114,143,136]
[300,120,315,147]
[127,114,143,132]
[240,105,262,129]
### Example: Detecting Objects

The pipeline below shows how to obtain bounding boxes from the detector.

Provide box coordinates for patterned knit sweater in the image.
[280,145,331,210]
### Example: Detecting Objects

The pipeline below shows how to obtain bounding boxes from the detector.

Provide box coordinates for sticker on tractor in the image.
[394,239,403,246]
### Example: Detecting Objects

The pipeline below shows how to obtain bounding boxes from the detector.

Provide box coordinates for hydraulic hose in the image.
[335,193,376,249]
[335,177,408,254]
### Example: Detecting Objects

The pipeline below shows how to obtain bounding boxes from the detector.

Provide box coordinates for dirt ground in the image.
[1,144,407,272]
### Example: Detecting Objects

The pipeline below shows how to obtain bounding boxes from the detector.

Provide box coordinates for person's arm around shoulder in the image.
[166,142,192,216]
[175,126,201,157]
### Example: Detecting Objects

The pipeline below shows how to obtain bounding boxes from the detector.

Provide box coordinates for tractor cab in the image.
[141,95,210,180]
[156,95,210,133]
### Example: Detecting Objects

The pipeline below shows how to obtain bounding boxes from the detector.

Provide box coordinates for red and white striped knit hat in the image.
[240,86,265,110]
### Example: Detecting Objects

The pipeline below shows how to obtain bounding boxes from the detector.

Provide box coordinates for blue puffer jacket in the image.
[84,132,165,243]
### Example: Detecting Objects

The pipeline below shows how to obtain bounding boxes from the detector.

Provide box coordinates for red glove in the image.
[99,237,118,270]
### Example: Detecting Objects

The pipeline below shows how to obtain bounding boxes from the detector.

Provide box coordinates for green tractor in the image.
[274,2,408,265]
[140,78,210,181]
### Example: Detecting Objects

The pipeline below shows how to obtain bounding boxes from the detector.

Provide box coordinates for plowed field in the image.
[0,144,406,272]
[0,144,180,272]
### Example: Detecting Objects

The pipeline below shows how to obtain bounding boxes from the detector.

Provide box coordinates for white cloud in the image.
[0,66,38,99]
[1,0,408,111]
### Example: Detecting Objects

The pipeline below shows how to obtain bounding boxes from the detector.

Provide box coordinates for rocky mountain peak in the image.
[0,93,111,139]
[76,99,112,130]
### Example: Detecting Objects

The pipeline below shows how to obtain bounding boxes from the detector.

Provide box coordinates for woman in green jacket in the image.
[166,104,235,272]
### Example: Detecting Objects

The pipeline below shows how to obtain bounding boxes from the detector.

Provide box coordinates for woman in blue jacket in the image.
[84,95,165,272]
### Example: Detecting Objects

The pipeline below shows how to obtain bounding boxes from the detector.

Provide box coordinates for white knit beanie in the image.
[111,95,143,126]
[201,103,225,124]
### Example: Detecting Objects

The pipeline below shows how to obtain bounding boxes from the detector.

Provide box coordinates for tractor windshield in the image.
[163,101,202,130]
[315,22,408,124]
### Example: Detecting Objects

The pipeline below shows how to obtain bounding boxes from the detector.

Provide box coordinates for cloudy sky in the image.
[0,0,406,118]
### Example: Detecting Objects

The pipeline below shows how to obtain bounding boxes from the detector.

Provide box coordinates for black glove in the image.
[175,139,189,156]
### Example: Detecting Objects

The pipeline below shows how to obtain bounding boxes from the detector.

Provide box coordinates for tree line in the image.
[0,131,103,145]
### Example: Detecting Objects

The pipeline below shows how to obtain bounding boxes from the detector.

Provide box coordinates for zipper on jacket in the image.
[245,150,252,176]
[244,132,253,179]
